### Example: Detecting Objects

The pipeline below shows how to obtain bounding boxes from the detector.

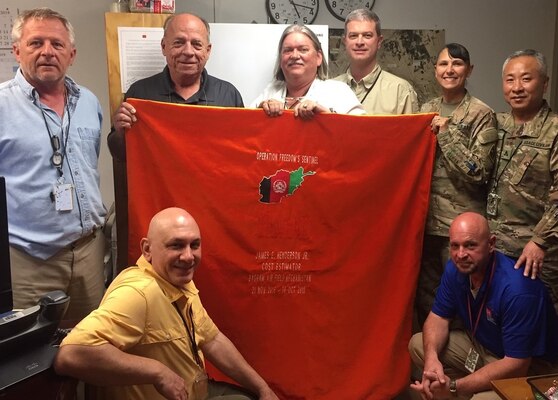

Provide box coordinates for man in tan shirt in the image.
[334,9,418,115]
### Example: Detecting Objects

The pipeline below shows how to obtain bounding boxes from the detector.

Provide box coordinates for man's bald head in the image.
[146,207,199,240]
[449,212,495,276]
[141,207,202,287]
[449,212,491,241]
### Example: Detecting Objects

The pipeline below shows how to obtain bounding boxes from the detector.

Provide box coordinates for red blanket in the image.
[126,98,436,399]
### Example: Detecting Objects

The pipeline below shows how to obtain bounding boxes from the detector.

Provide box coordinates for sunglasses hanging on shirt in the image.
[40,98,71,175]
[50,135,63,167]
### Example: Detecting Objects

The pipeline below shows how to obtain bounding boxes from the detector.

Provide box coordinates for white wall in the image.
[3,0,557,207]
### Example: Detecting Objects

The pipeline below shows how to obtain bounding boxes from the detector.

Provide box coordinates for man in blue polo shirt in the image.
[409,212,558,399]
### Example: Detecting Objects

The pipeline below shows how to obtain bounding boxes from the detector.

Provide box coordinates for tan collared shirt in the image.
[334,64,418,115]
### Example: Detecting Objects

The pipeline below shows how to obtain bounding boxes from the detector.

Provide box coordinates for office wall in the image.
[3,0,557,206]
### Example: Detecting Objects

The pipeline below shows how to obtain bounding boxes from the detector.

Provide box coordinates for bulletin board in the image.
[105,12,168,119]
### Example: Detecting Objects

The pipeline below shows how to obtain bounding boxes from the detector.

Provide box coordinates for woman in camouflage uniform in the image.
[415,43,499,327]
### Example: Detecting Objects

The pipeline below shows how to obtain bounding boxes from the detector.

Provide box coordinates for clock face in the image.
[266,0,319,25]
[325,0,376,21]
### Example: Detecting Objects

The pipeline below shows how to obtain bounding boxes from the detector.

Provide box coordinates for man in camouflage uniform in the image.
[488,49,558,310]
[415,44,498,327]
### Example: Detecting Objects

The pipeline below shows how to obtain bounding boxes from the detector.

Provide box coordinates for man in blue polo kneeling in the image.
[409,212,558,399]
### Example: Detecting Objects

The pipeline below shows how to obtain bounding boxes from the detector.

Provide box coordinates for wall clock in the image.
[266,0,319,25]
[325,0,376,22]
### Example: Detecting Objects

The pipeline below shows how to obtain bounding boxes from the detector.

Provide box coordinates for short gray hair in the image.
[12,8,75,46]
[274,24,328,81]
[344,9,381,36]
[502,49,547,78]
[163,13,211,43]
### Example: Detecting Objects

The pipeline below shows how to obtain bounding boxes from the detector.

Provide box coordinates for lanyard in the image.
[467,254,496,338]
[490,129,523,191]
[174,301,204,369]
[358,69,382,104]
[40,98,71,177]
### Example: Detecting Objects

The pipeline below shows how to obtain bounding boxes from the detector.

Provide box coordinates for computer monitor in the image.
[0,177,13,314]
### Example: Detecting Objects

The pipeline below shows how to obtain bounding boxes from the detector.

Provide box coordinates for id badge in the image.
[53,183,73,211]
[486,192,500,217]
[191,370,208,400]
[465,347,479,373]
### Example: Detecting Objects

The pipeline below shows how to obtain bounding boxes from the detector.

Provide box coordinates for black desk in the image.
[0,343,76,399]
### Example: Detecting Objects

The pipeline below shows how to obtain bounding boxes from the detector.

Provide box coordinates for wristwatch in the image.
[449,379,458,396]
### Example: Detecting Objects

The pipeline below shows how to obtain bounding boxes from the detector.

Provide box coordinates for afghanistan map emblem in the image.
[259,167,316,203]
